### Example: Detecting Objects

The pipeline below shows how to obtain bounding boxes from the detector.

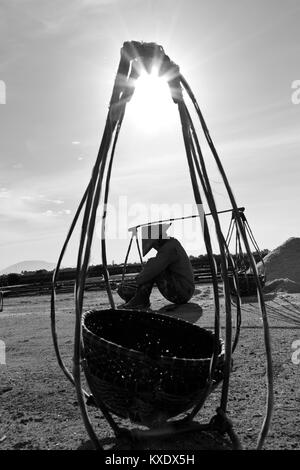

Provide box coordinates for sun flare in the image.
[127,68,177,133]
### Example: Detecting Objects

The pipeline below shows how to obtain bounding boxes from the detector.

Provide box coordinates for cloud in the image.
[43,209,71,217]
[219,128,300,155]
[0,79,6,104]
[0,189,10,198]
[12,163,23,169]
[4,0,121,38]
[20,195,35,201]
[20,195,64,205]
[46,199,64,205]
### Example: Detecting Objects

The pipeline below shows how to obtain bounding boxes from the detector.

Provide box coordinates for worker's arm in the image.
[136,243,178,285]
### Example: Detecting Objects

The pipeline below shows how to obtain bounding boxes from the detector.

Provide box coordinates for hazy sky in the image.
[0,0,299,270]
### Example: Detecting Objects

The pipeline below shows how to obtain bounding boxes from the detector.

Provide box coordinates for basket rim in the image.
[82,308,225,364]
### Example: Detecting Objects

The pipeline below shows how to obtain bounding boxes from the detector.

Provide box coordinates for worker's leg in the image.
[120,268,194,309]
[120,280,154,309]
[155,270,194,304]
[120,257,157,308]
[117,282,138,302]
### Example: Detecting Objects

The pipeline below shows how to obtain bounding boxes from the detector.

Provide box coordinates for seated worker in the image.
[118,223,195,309]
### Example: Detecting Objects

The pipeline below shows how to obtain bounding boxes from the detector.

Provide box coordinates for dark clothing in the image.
[151,268,194,304]
[117,238,195,305]
[136,238,195,291]
[118,268,194,305]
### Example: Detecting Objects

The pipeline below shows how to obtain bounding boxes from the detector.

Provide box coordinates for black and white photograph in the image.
[0,0,299,456]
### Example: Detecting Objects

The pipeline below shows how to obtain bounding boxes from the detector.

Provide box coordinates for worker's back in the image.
[158,237,195,288]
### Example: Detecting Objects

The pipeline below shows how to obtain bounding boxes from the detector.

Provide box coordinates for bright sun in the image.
[127,68,177,134]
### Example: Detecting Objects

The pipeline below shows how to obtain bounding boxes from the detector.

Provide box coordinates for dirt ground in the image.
[0,286,299,451]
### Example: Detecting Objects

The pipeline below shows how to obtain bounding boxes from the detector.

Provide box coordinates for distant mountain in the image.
[0,260,58,275]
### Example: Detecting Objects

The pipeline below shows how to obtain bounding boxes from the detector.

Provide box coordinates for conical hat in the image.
[141,223,171,256]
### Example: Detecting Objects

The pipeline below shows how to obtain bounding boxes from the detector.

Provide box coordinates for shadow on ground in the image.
[77,428,233,450]
[157,302,203,324]
[231,293,277,304]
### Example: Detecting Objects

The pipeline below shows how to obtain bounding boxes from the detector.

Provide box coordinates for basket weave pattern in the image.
[82,309,225,426]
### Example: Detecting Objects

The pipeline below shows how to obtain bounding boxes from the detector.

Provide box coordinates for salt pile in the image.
[263,278,300,294]
[257,237,300,293]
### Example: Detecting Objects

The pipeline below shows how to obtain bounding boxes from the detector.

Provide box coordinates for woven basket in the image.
[82,309,225,426]
[228,273,265,297]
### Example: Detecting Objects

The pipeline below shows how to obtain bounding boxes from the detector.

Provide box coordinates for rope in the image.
[100,118,124,309]
[210,407,243,450]
[129,207,245,231]
[121,234,134,285]
[179,73,273,450]
[179,98,233,416]
[71,56,139,448]
[73,120,118,450]
[50,184,90,393]
[225,217,235,246]
[120,231,144,288]
[185,103,242,356]
[179,102,236,418]
[50,40,274,451]
[136,236,144,265]
[176,101,221,419]
[276,295,300,314]
[51,75,126,447]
